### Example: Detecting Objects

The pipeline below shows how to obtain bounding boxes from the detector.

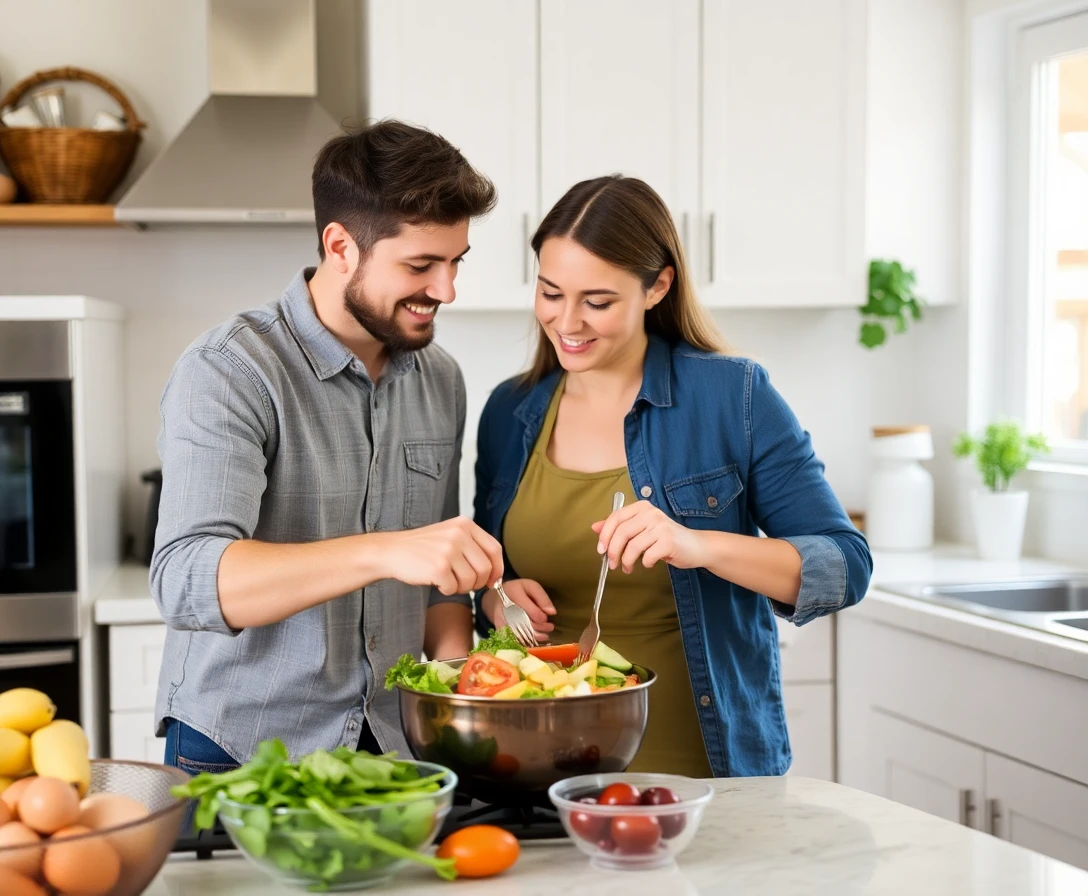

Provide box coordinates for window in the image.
[1012,11,1088,465]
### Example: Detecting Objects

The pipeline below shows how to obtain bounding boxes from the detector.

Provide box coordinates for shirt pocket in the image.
[403,439,456,529]
[664,464,744,530]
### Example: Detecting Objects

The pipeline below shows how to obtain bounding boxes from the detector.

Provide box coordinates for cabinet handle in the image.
[707,212,716,283]
[0,648,75,670]
[957,788,976,827]
[522,213,531,285]
[987,798,1002,837]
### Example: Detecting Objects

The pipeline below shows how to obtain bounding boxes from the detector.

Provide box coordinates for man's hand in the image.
[374,516,504,595]
[593,500,707,574]
[480,579,555,642]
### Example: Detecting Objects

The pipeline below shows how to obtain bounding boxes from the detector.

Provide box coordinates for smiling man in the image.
[151,120,503,772]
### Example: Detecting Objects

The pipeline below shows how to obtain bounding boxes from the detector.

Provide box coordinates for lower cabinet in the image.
[840,613,1088,871]
[107,624,166,761]
[782,683,834,780]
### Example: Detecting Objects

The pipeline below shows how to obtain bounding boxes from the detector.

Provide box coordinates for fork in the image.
[493,578,538,648]
[575,491,626,665]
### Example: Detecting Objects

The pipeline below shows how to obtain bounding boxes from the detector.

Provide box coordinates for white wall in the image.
[0,0,990,562]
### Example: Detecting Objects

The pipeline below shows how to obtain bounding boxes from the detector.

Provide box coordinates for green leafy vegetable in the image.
[470,626,527,657]
[383,655,454,694]
[170,739,456,889]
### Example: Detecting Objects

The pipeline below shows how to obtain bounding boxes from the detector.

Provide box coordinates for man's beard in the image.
[343,269,438,353]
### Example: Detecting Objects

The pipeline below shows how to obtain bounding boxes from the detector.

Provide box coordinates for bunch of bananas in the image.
[0,689,90,797]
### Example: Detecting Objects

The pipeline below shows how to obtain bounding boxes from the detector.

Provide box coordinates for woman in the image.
[472,176,872,777]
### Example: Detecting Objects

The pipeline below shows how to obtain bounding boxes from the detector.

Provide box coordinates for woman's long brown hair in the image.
[521,175,726,387]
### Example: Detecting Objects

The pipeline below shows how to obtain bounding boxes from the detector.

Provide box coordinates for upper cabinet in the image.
[700,0,867,307]
[367,0,868,311]
[366,0,539,309]
[539,0,700,247]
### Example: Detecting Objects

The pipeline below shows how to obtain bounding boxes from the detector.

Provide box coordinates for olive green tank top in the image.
[503,379,712,777]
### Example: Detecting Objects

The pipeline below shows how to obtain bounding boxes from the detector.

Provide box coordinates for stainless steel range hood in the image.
[116,0,357,225]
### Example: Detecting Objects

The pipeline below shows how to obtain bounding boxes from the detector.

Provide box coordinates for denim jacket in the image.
[472,335,872,776]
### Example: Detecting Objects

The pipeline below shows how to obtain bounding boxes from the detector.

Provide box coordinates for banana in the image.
[0,688,57,734]
[0,728,32,777]
[30,720,91,796]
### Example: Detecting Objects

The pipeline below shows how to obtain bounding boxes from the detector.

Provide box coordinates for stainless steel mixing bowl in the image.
[396,660,655,805]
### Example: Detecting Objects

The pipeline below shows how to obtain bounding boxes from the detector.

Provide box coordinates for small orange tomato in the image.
[436,825,519,878]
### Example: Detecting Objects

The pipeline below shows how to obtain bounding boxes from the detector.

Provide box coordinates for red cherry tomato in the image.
[568,796,606,842]
[597,783,640,806]
[611,815,662,854]
[640,786,686,839]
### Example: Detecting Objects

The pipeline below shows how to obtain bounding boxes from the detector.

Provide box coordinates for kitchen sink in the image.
[879,576,1088,644]
[1056,617,1088,632]
[912,579,1088,613]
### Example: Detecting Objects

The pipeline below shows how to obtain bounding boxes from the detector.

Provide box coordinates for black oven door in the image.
[0,642,80,724]
[0,381,77,595]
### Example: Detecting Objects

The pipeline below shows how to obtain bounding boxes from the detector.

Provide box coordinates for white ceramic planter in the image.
[970,489,1030,561]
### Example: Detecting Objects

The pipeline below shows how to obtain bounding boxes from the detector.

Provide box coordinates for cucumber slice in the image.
[592,641,632,672]
[596,665,626,682]
[495,649,525,667]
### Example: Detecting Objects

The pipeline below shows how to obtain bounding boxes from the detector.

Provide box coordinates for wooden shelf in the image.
[0,204,117,226]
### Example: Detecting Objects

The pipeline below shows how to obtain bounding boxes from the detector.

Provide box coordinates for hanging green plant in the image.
[859,259,925,348]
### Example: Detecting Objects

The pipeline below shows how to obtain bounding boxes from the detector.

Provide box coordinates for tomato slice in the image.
[527,643,580,667]
[457,654,520,697]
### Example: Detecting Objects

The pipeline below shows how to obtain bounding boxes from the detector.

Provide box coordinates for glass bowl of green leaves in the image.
[172,739,458,891]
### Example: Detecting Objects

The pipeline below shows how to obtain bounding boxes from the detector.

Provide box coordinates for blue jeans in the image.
[164,719,240,777]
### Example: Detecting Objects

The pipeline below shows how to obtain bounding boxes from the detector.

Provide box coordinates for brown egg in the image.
[0,867,47,896]
[0,778,33,818]
[43,825,121,896]
[0,821,42,878]
[17,777,80,835]
[78,792,152,866]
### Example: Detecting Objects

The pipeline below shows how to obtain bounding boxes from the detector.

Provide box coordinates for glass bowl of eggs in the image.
[0,759,190,896]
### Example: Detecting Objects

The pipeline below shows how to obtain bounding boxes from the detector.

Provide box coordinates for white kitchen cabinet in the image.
[776,614,833,682]
[782,683,833,781]
[700,0,867,306]
[366,0,539,308]
[838,613,1088,870]
[110,711,164,765]
[867,711,986,829]
[985,753,1088,870]
[539,0,701,238]
[108,624,167,712]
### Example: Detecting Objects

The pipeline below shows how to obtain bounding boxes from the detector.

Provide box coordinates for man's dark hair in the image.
[312,119,497,260]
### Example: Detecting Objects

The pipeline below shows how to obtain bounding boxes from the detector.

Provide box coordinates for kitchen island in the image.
[146,776,1088,895]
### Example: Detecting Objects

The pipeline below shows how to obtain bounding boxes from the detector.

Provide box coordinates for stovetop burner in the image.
[170,792,566,858]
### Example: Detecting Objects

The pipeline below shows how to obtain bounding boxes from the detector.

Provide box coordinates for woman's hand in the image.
[480,578,556,642]
[593,501,707,574]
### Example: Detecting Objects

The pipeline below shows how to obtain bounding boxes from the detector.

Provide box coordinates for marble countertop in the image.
[146,776,1088,896]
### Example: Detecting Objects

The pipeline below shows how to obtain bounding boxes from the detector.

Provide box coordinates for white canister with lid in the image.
[866,425,934,550]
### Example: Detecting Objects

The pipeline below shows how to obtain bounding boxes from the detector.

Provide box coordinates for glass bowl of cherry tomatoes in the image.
[547,773,714,870]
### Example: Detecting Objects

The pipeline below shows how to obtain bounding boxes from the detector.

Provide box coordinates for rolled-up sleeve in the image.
[150,347,272,635]
[428,369,471,609]
[745,363,872,626]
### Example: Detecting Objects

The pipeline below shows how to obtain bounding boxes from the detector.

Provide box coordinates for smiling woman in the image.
[471,175,873,778]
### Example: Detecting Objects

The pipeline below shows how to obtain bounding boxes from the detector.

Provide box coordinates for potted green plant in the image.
[953,420,1050,560]
[859,259,924,348]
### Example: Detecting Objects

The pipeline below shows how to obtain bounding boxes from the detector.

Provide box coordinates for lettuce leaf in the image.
[383,655,454,694]
[470,627,527,657]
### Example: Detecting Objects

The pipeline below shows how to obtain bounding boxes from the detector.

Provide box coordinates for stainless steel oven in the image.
[0,643,80,723]
[0,320,80,643]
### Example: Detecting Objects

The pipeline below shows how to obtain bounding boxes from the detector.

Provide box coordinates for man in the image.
[151,120,503,773]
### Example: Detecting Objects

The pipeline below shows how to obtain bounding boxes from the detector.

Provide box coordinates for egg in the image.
[43,824,121,896]
[17,777,80,835]
[0,867,47,896]
[0,778,33,818]
[0,821,42,878]
[78,792,152,865]
[0,800,11,826]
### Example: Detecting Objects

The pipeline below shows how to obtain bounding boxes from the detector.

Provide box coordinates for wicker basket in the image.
[0,66,145,204]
